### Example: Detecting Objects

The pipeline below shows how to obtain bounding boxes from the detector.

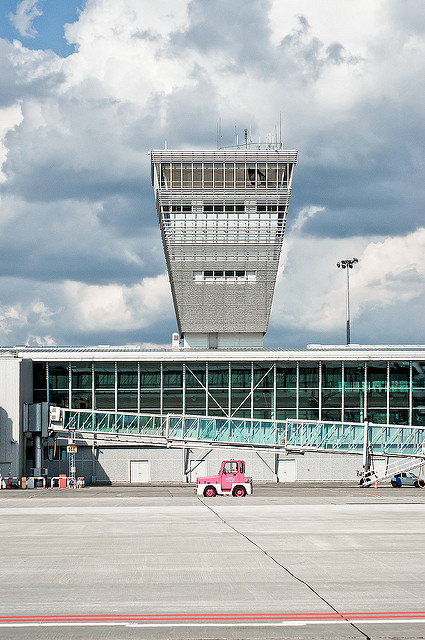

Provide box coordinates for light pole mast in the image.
[336,258,358,345]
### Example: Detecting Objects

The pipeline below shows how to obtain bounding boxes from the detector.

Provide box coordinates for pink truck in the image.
[196,459,253,497]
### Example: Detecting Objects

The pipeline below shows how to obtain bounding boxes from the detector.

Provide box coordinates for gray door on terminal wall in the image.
[189,460,207,483]
[130,460,149,483]
[278,459,296,482]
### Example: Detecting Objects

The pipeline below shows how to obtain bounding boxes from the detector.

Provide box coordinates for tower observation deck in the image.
[151,146,297,348]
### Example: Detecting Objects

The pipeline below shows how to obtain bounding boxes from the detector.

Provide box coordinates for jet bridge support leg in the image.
[361,420,372,484]
[183,447,190,483]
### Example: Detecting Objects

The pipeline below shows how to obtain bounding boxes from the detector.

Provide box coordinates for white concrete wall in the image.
[44,444,363,484]
[0,357,22,477]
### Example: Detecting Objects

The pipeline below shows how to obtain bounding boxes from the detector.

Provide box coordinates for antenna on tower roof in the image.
[279,112,282,148]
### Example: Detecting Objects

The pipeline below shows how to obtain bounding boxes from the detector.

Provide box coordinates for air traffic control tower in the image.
[151,144,297,348]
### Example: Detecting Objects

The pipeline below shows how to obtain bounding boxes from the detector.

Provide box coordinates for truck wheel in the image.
[232,485,246,497]
[204,486,216,497]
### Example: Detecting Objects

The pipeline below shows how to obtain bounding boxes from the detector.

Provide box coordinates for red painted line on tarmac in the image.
[1,611,425,623]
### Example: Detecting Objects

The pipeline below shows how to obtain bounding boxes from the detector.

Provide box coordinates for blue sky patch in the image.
[0,0,84,56]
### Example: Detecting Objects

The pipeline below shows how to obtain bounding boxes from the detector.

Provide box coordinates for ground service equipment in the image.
[196,460,253,497]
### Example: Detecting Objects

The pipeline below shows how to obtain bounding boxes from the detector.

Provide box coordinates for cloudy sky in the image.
[0,0,424,348]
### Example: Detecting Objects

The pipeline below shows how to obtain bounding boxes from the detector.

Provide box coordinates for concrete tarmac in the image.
[1,483,425,639]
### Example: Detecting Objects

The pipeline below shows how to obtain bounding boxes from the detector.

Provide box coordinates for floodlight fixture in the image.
[337,258,359,345]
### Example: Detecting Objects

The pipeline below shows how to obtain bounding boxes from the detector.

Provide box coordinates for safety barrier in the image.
[50,474,85,489]
[50,474,68,488]
[2,476,21,489]
[25,476,46,489]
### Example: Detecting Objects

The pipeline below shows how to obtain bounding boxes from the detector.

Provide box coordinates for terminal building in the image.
[1,144,425,485]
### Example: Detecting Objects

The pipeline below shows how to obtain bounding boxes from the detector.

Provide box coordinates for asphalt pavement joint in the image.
[198,496,371,640]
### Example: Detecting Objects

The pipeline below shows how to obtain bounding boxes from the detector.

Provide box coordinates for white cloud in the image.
[63,274,172,332]
[273,228,425,336]
[8,0,43,38]
[291,205,325,235]
[0,298,57,346]
[0,104,23,182]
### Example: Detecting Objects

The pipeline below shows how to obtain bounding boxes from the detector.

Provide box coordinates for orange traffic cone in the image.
[374,480,378,489]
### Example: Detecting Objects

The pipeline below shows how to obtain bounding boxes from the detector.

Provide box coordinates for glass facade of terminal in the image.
[33,359,425,426]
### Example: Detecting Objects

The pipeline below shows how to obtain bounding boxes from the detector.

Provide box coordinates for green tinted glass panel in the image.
[389,362,409,389]
[208,364,229,388]
[322,390,342,408]
[231,403,251,419]
[322,409,342,422]
[140,363,160,388]
[413,409,425,426]
[299,389,319,408]
[276,389,296,408]
[367,363,387,385]
[185,364,206,388]
[276,409,296,420]
[253,390,273,411]
[322,363,342,388]
[412,363,425,388]
[185,389,207,414]
[71,363,92,389]
[389,391,408,408]
[344,389,364,407]
[163,390,183,411]
[208,389,229,413]
[71,391,92,410]
[33,389,47,403]
[253,409,273,420]
[344,363,365,386]
[163,364,183,388]
[48,363,69,389]
[33,362,46,389]
[276,363,297,388]
[344,363,365,407]
[231,363,252,388]
[253,364,274,388]
[367,409,387,424]
[95,391,115,410]
[94,363,115,389]
[344,409,363,423]
[389,409,408,425]
[389,361,409,407]
[140,390,160,411]
[117,391,138,411]
[367,390,387,408]
[209,408,228,417]
[231,391,251,413]
[413,390,425,408]
[299,363,319,388]
[117,363,138,389]
[299,410,319,420]
[49,390,69,408]
[232,409,251,419]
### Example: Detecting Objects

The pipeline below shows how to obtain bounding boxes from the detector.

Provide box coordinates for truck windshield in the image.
[223,463,238,474]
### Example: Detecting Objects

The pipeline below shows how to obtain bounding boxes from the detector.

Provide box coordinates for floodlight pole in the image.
[336,258,358,345]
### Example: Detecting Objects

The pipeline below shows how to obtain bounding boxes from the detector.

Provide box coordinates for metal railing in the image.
[59,409,425,457]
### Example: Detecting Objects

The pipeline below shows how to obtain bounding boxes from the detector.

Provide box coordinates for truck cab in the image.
[196,460,253,497]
